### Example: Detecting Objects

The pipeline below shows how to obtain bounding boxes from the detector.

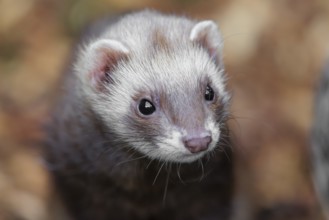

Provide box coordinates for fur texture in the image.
[312,60,329,219]
[45,10,233,220]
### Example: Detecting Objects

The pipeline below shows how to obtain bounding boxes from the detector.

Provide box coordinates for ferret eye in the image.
[205,85,215,101]
[138,99,156,115]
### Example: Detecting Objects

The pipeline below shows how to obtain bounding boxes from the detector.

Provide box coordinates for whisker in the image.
[162,163,171,205]
[176,163,185,184]
[198,159,205,181]
[114,154,148,167]
[153,162,165,185]
[146,158,154,169]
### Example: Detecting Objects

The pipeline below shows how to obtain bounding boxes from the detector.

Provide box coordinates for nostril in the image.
[184,136,212,153]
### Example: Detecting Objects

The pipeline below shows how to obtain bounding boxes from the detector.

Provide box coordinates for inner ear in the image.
[189,20,223,64]
[86,39,129,90]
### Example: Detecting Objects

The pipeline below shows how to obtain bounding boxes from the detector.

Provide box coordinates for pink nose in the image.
[184,136,212,153]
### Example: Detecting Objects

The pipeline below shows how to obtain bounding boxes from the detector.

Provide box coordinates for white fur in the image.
[75,10,228,163]
[84,39,129,85]
[90,39,129,54]
[132,120,221,163]
[190,20,223,53]
[154,129,209,163]
[205,117,221,152]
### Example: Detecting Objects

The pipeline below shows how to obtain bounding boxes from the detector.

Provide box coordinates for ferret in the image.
[312,59,329,219]
[45,10,233,220]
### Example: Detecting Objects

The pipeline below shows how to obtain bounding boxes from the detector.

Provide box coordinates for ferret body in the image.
[45,10,233,220]
[312,60,329,219]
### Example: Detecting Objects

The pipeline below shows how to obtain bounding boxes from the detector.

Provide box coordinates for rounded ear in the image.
[83,39,129,89]
[189,21,223,65]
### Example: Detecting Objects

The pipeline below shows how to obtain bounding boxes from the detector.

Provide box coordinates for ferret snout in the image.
[183,133,212,153]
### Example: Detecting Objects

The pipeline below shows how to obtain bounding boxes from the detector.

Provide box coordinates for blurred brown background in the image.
[0,0,329,219]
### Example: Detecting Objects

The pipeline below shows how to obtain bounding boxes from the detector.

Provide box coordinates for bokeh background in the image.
[0,0,329,219]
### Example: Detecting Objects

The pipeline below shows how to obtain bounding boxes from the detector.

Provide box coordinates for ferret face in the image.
[77,17,230,163]
[107,49,228,163]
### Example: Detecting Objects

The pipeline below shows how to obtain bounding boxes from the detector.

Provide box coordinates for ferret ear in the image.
[84,39,129,89]
[190,21,223,64]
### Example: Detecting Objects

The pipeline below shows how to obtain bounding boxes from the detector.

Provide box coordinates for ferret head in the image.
[76,19,230,163]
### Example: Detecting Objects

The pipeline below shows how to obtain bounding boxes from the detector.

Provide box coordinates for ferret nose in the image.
[184,135,212,154]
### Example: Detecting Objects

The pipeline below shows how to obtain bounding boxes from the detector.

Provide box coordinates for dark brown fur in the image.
[45,11,233,220]
[45,93,233,220]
